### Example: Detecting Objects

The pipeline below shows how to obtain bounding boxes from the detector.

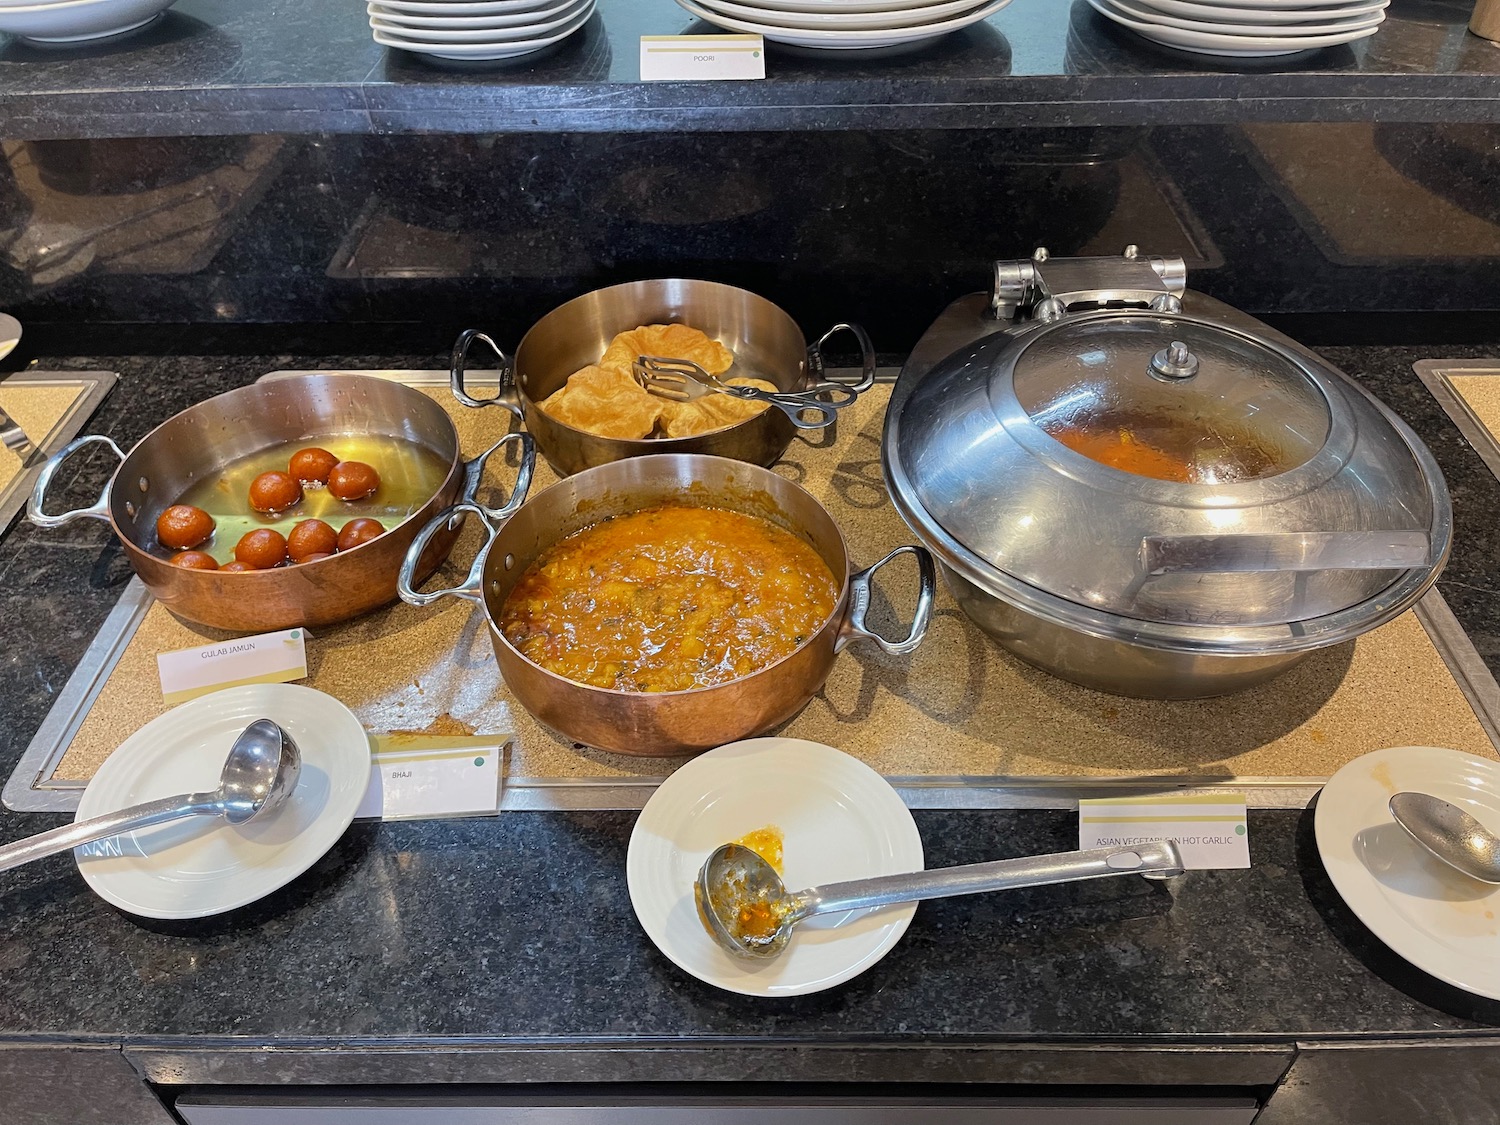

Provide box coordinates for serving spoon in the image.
[697,839,1184,961]
[1389,791,1500,884]
[0,719,300,875]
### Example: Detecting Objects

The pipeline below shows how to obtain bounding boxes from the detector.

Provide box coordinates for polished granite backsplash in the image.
[0,122,1495,351]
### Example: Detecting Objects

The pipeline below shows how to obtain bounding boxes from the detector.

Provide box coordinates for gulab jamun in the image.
[327,461,380,501]
[235,528,288,570]
[169,550,219,571]
[298,552,333,564]
[156,504,215,550]
[337,518,385,552]
[248,471,303,514]
[220,561,254,572]
[289,447,339,484]
[287,518,338,563]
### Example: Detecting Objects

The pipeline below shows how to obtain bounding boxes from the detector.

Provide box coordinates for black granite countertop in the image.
[1,0,1498,139]
[5,335,1500,1085]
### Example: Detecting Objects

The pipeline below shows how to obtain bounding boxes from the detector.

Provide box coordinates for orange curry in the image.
[498,504,840,692]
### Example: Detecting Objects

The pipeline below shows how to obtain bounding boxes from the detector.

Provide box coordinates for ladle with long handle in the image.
[0,719,300,875]
[698,839,1184,961]
[1389,791,1500,884]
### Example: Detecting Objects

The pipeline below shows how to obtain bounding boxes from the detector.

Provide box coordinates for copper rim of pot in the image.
[26,374,534,633]
[396,453,938,756]
[444,278,877,478]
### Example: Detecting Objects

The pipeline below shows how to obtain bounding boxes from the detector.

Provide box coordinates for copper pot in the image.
[398,453,937,756]
[28,374,534,633]
[447,278,876,477]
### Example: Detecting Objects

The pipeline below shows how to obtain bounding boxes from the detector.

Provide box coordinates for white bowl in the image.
[0,0,176,41]
[371,0,587,40]
[693,0,992,30]
[367,0,574,28]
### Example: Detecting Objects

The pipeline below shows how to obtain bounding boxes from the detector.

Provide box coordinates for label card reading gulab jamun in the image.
[356,734,505,821]
[156,628,309,705]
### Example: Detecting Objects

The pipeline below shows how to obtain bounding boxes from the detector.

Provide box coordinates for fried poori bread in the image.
[658,377,779,438]
[538,364,664,440]
[599,323,734,379]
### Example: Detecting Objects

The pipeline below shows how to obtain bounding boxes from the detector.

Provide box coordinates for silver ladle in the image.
[0,719,300,875]
[697,839,1185,961]
[1389,791,1500,884]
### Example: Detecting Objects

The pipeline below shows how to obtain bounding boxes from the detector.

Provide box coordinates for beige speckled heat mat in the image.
[1448,376,1500,439]
[54,382,1497,785]
[0,381,86,488]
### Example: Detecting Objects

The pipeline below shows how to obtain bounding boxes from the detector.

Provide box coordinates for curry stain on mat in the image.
[53,383,1498,784]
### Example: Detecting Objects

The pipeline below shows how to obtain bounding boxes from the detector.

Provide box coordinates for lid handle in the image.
[1140,531,1433,576]
[992,247,1187,321]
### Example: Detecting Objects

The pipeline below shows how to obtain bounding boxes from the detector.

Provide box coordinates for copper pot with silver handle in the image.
[398,453,936,756]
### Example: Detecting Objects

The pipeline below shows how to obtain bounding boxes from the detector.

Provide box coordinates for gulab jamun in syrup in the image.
[327,461,380,501]
[235,528,288,570]
[169,550,219,571]
[287,518,338,563]
[156,504,216,550]
[248,471,304,514]
[337,518,385,552]
[289,447,339,485]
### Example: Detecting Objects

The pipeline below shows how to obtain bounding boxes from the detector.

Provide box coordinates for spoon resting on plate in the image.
[697,839,1184,961]
[0,718,300,875]
[1389,791,1500,884]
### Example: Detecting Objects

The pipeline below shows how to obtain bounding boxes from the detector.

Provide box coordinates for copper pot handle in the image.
[450,328,525,420]
[835,545,936,656]
[27,434,124,529]
[396,432,535,608]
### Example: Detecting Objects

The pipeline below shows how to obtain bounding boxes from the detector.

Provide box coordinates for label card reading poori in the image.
[639,35,765,81]
[1078,792,1250,869]
[356,734,505,821]
[156,628,309,705]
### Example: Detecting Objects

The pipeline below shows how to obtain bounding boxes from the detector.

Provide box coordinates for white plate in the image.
[1104,0,1381,34]
[0,0,175,41]
[0,313,21,360]
[674,0,1010,47]
[1132,0,1385,22]
[74,684,371,920]
[1316,746,1500,1000]
[713,0,977,9]
[374,1,589,56]
[1088,0,1378,53]
[369,0,574,27]
[373,0,560,14]
[371,0,586,40]
[694,0,991,31]
[627,738,923,997]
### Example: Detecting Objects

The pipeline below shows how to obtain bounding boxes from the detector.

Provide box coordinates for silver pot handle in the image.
[1139,531,1432,575]
[450,328,525,420]
[807,321,877,397]
[397,432,535,608]
[836,545,937,656]
[27,435,124,529]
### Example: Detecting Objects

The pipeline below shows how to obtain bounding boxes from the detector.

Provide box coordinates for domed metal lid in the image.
[885,307,1448,634]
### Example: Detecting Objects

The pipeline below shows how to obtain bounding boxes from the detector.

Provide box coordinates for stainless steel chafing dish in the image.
[882,248,1453,699]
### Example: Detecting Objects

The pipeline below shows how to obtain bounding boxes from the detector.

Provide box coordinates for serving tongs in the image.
[632,324,875,431]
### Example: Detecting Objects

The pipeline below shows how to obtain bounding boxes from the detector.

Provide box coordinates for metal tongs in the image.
[632,357,861,431]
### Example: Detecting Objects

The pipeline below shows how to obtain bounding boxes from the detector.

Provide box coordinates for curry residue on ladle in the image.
[699,825,789,948]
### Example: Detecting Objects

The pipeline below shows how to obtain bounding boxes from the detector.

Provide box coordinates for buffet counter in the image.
[5,337,1500,1124]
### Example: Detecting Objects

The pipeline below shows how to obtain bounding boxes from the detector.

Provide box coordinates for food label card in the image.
[1079,792,1250,869]
[157,628,309,705]
[356,734,505,821]
[639,35,766,81]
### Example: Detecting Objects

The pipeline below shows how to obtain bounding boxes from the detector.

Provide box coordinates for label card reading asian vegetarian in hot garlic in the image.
[1079,793,1251,869]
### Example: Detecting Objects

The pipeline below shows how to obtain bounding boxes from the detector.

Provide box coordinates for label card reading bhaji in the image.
[156,628,309,705]
[1079,792,1250,869]
[639,35,765,81]
[356,734,505,821]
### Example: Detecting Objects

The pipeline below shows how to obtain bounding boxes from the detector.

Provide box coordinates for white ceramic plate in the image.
[1132,0,1385,22]
[1088,0,1378,53]
[0,0,175,42]
[372,0,558,13]
[694,0,991,31]
[627,738,923,997]
[74,684,371,920]
[1104,0,1381,34]
[674,0,1010,47]
[374,1,589,56]
[1316,746,1500,1000]
[0,313,21,361]
[371,0,586,40]
[713,0,976,9]
[369,0,574,27]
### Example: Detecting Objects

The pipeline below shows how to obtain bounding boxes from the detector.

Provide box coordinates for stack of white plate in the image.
[1086,0,1385,56]
[370,0,594,61]
[673,0,1014,51]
